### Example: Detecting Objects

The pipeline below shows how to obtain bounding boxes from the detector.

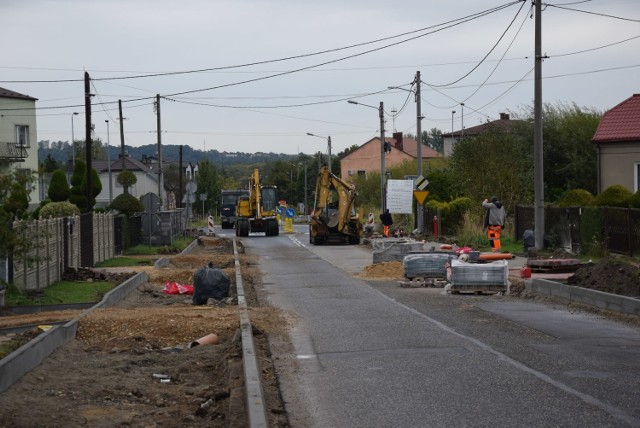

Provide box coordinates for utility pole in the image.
[105,119,112,204]
[119,99,126,171]
[379,101,386,212]
[84,71,93,213]
[415,71,424,234]
[534,0,545,249]
[179,145,183,209]
[327,136,332,174]
[156,94,164,209]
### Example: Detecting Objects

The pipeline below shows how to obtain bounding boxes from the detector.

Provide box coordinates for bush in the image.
[39,201,81,219]
[557,189,595,207]
[595,185,633,207]
[426,197,473,235]
[629,190,640,209]
[48,169,71,202]
[109,192,144,215]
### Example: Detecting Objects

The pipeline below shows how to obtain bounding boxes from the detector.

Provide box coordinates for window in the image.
[17,168,33,192]
[357,170,366,176]
[636,163,640,192]
[347,170,353,176]
[16,125,29,147]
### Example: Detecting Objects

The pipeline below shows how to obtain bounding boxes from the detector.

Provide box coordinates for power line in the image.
[429,0,528,87]
[545,3,640,22]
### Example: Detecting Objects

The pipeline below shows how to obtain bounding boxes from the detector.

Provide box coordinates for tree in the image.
[42,153,59,173]
[0,170,38,272]
[194,160,223,216]
[117,170,137,194]
[73,138,107,161]
[449,123,534,216]
[512,102,601,200]
[81,167,102,210]
[68,160,86,212]
[48,169,71,202]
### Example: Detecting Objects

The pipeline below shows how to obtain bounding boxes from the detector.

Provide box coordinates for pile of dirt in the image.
[567,257,640,297]
[0,235,289,427]
[63,267,135,283]
[357,261,404,279]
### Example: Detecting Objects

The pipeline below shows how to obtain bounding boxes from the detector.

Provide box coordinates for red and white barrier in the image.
[208,215,214,235]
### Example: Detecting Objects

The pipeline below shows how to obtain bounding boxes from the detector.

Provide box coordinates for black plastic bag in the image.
[192,262,230,305]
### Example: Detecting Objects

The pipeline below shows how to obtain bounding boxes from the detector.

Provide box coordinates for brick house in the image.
[592,94,640,193]
[340,132,440,180]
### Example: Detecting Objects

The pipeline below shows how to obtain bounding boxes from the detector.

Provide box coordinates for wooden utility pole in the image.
[534,0,545,249]
[84,71,93,212]
[156,94,164,208]
[119,100,126,171]
[415,70,424,233]
[179,145,183,209]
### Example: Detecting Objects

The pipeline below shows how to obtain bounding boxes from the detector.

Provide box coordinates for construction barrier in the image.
[208,215,214,235]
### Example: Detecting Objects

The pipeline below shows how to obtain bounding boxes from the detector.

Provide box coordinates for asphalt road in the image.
[217,225,640,427]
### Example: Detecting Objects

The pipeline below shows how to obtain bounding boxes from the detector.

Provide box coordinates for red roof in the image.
[592,94,640,143]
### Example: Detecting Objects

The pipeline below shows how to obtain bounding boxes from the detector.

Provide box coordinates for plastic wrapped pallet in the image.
[403,253,453,279]
[449,259,508,290]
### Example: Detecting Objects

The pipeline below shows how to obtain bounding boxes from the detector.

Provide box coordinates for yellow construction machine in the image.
[309,166,362,245]
[235,169,279,237]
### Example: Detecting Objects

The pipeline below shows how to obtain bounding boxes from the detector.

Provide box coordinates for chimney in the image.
[393,132,403,151]
[500,112,510,120]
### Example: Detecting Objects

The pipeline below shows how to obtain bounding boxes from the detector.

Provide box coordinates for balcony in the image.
[0,142,28,161]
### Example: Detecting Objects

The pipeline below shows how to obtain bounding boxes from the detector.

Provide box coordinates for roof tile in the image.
[592,94,640,143]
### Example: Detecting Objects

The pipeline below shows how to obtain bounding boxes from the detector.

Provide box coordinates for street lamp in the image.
[306,133,332,173]
[451,110,456,142]
[71,112,79,169]
[348,99,386,212]
[105,119,112,204]
[460,103,465,140]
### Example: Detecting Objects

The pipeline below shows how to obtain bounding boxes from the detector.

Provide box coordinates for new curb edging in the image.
[525,278,640,316]
[0,271,149,394]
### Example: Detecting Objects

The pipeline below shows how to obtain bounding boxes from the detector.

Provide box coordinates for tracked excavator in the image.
[235,169,279,237]
[309,166,363,245]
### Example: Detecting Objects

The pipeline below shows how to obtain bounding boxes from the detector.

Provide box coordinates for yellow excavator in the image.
[235,169,279,237]
[309,166,362,245]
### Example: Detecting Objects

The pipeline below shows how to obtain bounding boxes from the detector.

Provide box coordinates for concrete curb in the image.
[0,271,148,394]
[525,278,640,316]
[154,238,199,268]
[233,239,268,428]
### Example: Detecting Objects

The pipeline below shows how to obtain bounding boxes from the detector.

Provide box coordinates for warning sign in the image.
[413,190,429,205]
[414,175,429,190]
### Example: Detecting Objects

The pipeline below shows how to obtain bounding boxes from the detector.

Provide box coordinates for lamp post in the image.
[460,103,465,140]
[306,133,332,173]
[105,119,112,204]
[71,112,79,170]
[348,100,386,212]
[451,110,456,142]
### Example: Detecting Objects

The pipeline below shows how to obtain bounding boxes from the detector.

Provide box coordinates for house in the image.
[442,112,519,157]
[592,94,640,193]
[0,87,40,207]
[340,132,440,180]
[92,155,159,208]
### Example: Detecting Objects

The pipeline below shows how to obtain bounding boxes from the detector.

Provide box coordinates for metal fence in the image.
[514,205,640,256]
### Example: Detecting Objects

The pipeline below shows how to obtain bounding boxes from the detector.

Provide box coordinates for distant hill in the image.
[38,141,297,166]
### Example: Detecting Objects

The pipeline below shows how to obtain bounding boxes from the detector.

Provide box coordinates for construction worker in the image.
[482,196,505,252]
[379,209,393,238]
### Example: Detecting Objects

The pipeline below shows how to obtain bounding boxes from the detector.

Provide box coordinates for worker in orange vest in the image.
[482,196,505,252]
[379,209,393,238]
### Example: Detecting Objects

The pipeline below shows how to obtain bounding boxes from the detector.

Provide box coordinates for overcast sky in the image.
[1,0,638,156]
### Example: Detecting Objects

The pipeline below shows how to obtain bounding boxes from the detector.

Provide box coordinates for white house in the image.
[0,87,40,207]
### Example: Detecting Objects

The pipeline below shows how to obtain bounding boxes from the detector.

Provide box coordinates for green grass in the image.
[123,236,194,256]
[95,257,154,268]
[6,280,115,306]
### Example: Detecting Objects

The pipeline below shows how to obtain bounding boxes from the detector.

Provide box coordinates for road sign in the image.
[386,179,413,214]
[414,175,429,190]
[286,208,295,218]
[413,190,429,205]
[277,206,284,215]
